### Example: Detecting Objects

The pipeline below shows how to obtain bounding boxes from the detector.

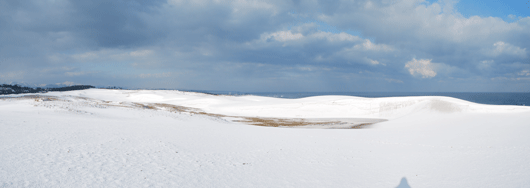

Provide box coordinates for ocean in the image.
[203,91,530,106]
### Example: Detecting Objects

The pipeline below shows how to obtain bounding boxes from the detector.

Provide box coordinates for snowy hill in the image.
[1,89,529,187]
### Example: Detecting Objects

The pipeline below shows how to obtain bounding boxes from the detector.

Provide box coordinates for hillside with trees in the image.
[0,84,95,95]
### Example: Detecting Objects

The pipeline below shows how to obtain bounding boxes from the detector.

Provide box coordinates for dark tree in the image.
[0,84,95,95]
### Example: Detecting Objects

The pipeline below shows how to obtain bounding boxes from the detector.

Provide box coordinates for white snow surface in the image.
[1,89,530,187]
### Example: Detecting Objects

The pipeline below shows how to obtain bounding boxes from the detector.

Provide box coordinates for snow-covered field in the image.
[1,89,530,187]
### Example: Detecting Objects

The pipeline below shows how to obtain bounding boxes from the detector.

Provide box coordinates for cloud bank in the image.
[0,0,529,92]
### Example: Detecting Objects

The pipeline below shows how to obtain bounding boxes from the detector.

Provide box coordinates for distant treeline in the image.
[0,84,96,95]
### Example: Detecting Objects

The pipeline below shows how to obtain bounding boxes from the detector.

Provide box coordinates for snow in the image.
[1,89,530,187]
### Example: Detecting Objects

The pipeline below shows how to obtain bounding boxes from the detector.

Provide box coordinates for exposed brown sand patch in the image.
[146,103,384,128]
[232,117,340,127]
[1,95,60,101]
[5,95,385,129]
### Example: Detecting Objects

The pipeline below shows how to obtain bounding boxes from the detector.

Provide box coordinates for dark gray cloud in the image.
[70,0,167,47]
[0,0,529,91]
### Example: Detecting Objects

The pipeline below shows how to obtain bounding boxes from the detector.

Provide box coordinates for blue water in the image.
[202,91,530,106]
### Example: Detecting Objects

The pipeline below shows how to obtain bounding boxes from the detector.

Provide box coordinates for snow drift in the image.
[1,89,529,187]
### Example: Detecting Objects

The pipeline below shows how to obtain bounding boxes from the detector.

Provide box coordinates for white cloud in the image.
[334,42,394,66]
[365,58,385,66]
[309,31,361,42]
[481,60,494,64]
[71,52,99,61]
[369,59,380,65]
[254,28,363,46]
[3,0,530,91]
[478,60,494,70]
[353,39,393,52]
[297,67,312,71]
[518,70,530,76]
[130,50,154,57]
[404,58,437,78]
[385,78,404,83]
[318,0,528,48]
[261,31,303,42]
[490,41,527,57]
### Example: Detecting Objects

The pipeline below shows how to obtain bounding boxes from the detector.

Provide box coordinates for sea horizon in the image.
[197,90,530,106]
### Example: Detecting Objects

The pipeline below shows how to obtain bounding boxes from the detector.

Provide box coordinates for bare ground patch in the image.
[145,103,384,129]
[1,95,60,101]
[7,95,385,129]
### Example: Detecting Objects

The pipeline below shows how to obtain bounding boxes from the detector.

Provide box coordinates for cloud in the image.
[138,72,173,78]
[252,29,362,47]
[490,41,527,58]
[518,70,530,76]
[368,59,380,65]
[130,50,154,57]
[478,60,494,70]
[0,71,24,79]
[71,52,99,61]
[405,58,437,78]
[385,78,403,83]
[65,71,88,76]
[1,0,529,91]
[264,31,303,42]
[365,58,385,66]
[481,60,494,64]
[309,31,361,42]
[353,39,393,52]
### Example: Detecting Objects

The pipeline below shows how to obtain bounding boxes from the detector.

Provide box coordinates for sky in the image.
[0,0,529,92]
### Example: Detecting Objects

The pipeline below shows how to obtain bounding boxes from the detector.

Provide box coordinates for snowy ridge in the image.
[42,89,530,119]
[1,89,530,187]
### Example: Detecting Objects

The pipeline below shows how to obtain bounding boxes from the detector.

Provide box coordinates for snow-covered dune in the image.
[45,89,530,119]
[1,89,530,187]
